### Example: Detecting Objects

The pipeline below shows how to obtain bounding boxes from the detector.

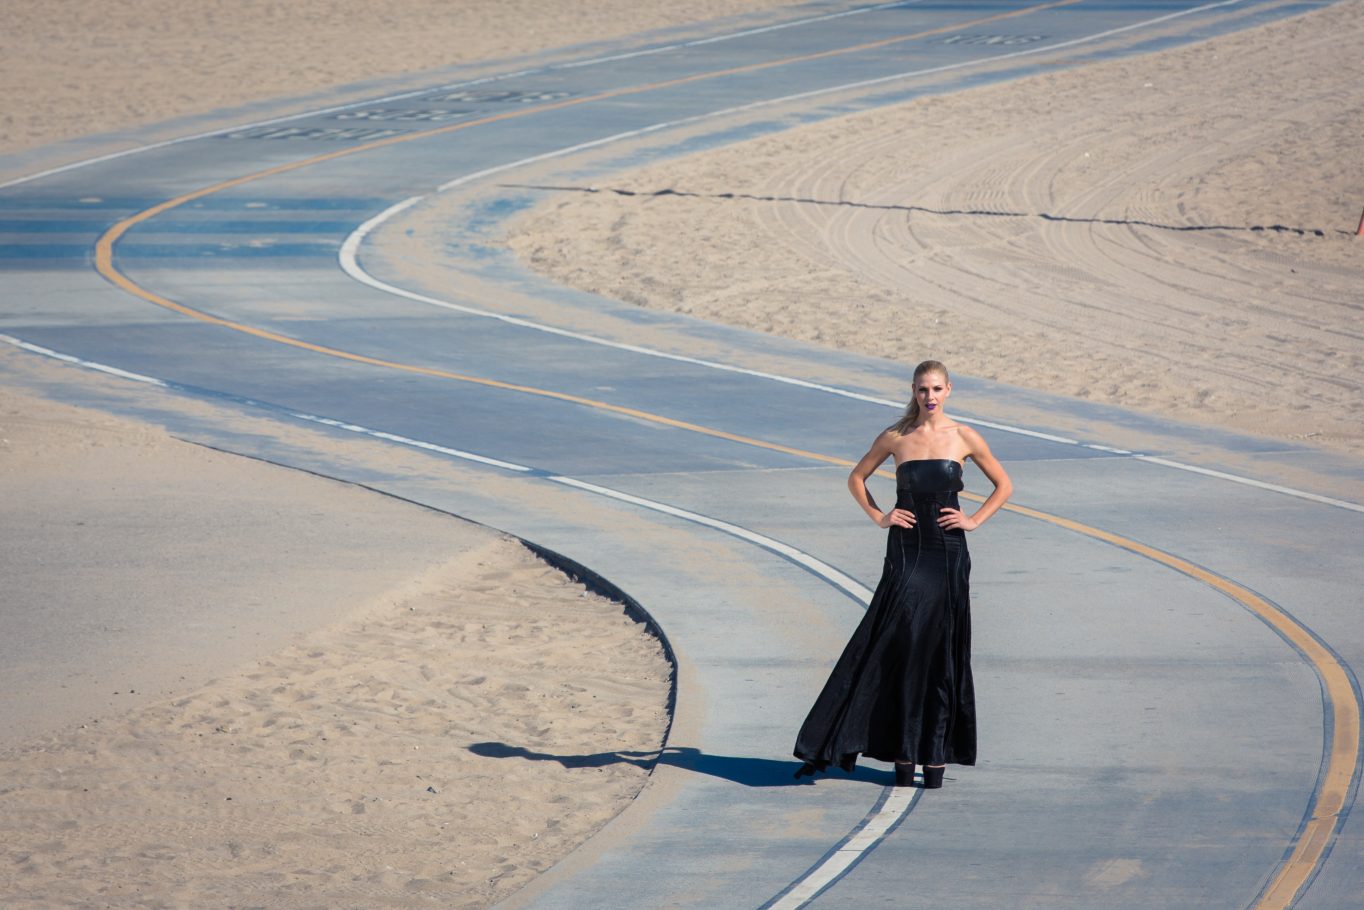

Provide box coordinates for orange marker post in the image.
[1356,205,1364,236]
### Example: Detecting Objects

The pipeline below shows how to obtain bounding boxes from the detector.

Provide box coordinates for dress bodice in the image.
[895,459,964,494]
[894,459,964,520]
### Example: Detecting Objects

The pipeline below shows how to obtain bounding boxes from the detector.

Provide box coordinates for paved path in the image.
[2,2,1360,908]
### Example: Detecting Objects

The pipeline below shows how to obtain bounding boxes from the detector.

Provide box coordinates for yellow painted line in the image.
[90,1,1354,902]
[999,501,1357,910]
[92,268,862,465]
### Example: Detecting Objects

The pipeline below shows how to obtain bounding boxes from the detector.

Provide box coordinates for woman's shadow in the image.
[467,742,892,788]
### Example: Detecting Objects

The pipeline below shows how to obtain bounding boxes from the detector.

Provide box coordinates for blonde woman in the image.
[794,360,1012,788]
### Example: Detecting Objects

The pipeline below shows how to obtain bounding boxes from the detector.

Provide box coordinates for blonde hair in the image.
[891,360,950,435]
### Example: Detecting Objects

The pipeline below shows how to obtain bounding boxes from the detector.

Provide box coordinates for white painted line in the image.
[436,125,671,192]
[558,1,920,67]
[764,787,918,910]
[951,415,1079,445]
[1134,455,1364,512]
[342,195,910,405]
[0,2,913,191]
[0,334,167,386]
[687,0,1253,113]
[683,0,916,48]
[289,412,534,472]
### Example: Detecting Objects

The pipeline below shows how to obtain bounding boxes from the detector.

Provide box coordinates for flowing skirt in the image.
[794,492,976,772]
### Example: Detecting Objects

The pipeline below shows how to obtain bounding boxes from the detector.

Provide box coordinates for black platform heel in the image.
[894,763,916,787]
[922,765,945,789]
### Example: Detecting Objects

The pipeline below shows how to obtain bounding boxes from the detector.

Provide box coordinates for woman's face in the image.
[915,372,951,415]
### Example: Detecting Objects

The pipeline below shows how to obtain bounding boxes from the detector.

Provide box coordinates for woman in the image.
[794,360,1011,788]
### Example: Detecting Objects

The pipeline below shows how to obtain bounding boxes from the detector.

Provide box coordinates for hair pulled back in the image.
[891,360,950,435]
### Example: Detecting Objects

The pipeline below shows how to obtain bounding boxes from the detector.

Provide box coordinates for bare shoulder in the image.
[956,424,993,458]
[851,425,902,475]
[957,424,986,446]
[870,425,901,453]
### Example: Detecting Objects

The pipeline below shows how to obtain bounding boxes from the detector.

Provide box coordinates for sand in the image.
[1,388,494,746]
[0,386,671,907]
[508,0,1364,457]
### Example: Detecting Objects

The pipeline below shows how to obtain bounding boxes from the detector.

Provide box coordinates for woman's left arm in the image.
[938,426,1013,531]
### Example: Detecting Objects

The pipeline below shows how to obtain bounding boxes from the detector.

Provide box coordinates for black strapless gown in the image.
[794,459,976,772]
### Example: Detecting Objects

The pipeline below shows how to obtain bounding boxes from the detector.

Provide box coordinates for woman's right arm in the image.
[847,430,915,528]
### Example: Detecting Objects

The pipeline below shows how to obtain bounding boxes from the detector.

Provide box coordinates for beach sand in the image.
[0,386,671,908]
[509,0,1364,456]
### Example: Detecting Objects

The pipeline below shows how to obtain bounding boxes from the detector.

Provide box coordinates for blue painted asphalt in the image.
[1,1,1359,908]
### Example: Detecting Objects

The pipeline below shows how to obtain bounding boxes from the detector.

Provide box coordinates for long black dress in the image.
[794,459,976,773]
